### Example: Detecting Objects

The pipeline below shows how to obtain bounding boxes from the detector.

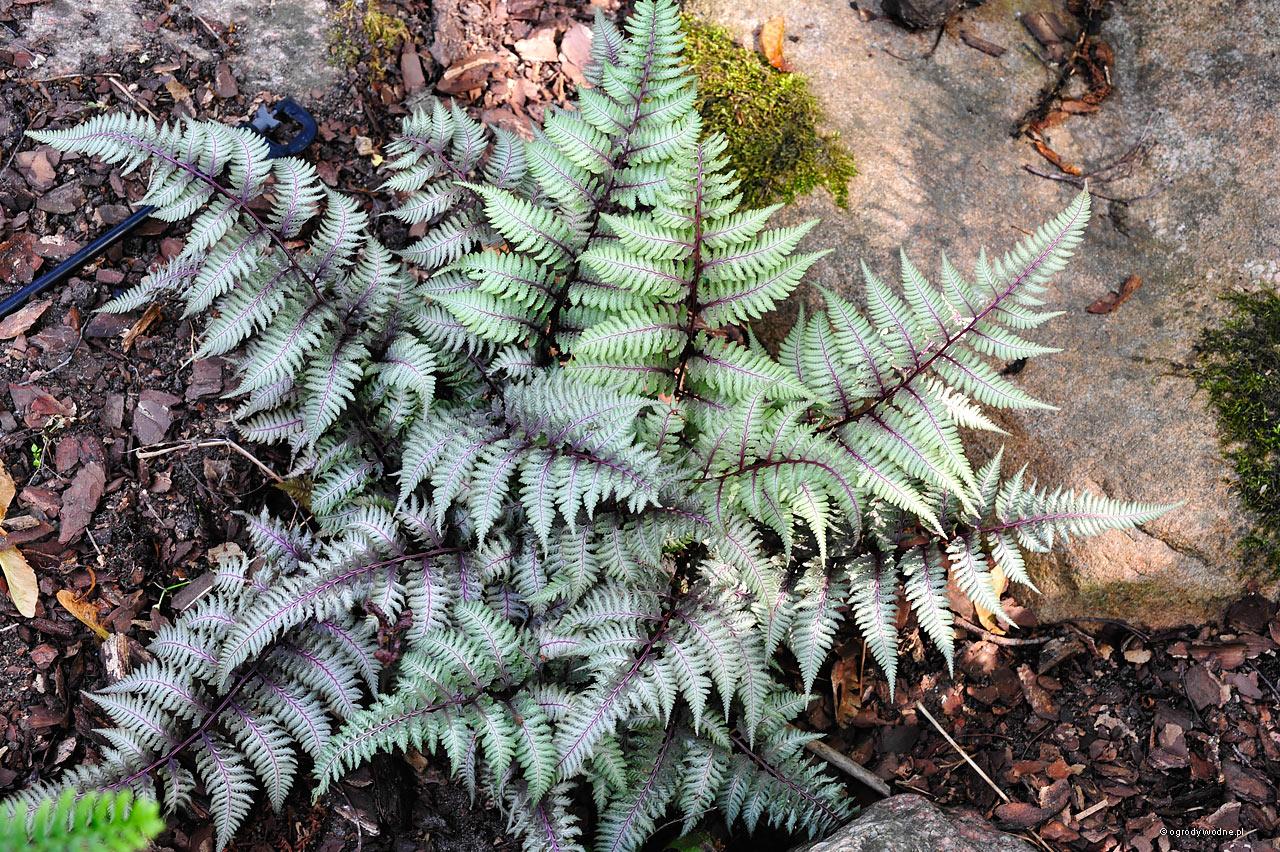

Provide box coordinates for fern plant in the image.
[15,1,1173,849]
[0,789,163,852]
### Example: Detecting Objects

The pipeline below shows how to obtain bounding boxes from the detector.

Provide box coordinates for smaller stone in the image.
[54,434,80,473]
[30,324,79,366]
[95,268,125,285]
[159,237,184,260]
[1183,664,1228,710]
[97,204,132,226]
[83,313,131,338]
[101,394,125,430]
[58,460,105,545]
[514,28,559,63]
[214,62,239,99]
[481,108,531,139]
[19,486,60,518]
[186,358,224,401]
[36,182,84,215]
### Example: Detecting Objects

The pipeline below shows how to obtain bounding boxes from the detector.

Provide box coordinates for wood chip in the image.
[960,29,1007,57]
[57,460,105,545]
[0,299,50,339]
[121,302,162,353]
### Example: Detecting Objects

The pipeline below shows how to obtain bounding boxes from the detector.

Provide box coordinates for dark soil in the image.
[797,591,1280,851]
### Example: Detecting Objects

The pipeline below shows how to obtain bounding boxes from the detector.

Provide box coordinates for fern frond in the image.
[0,789,164,852]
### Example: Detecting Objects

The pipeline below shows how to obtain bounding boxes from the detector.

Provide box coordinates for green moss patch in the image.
[682,15,856,207]
[330,0,410,81]
[1195,290,1280,570]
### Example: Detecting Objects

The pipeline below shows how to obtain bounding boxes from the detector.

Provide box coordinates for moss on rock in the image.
[330,0,410,81]
[1195,289,1280,571]
[681,14,856,207]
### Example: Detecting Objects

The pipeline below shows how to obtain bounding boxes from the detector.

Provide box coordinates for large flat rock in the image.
[22,0,340,94]
[687,0,1280,624]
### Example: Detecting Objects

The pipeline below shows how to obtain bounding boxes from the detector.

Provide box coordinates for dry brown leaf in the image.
[975,564,1008,634]
[355,135,384,167]
[1086,274,1143,315]
[760,17,787,71]
[1031,139,1083,176]
[56,589,110,640]
[165,77,192,104]
[0,546,37,617]
[0,462,36,616]
[830,652,863,726]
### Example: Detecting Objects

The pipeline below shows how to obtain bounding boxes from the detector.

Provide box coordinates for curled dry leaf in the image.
[0,460,13,513]
[760,17,788,71]
[1087,274,1143,314]
[56,589,110,640]
[830,651,864,726]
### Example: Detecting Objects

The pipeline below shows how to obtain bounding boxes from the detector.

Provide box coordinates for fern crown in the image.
[19,1,1172,849]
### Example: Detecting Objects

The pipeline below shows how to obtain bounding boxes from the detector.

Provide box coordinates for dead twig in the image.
[1022,166,1164,205]
[915,701,1011,803]
[134,439,284,483]
[192,14,228,48]
[803,738,892,797]
[1023,121,1164,204]
[108,77,159,121]
[1064,616,1150,642]
[954,615,1053,647]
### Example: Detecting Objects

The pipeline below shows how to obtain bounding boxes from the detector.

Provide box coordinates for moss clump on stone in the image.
[1195,289,1280,571]
[681,15,856,208]
[330,0,410,82]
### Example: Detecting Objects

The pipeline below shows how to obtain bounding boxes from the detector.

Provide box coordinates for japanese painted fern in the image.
[17,1,1172,849]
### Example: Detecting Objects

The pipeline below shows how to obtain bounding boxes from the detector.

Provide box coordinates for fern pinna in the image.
[15,0,1172,848]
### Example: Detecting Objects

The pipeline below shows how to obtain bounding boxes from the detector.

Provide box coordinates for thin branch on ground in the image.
[803,737,891,797]
[915,700,1011,803]
[108,77,159,121]
[134,439,285,483]
[954,615,1053,646]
